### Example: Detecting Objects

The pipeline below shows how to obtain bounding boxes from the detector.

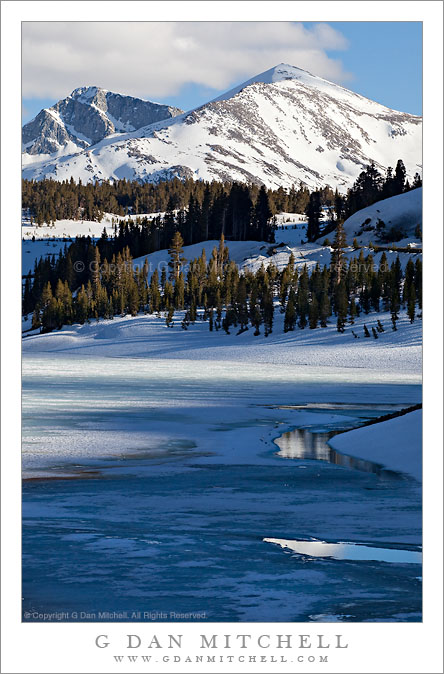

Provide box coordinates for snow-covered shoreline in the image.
[328,409,422,481]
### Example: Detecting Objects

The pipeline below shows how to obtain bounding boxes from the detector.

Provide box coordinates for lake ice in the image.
[22,354,422,622]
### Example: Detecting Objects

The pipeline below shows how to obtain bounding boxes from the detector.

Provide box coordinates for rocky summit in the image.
[22,86,182,156]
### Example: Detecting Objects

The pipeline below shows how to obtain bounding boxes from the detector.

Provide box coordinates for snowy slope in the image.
[131,221,421,283]
[22,308,421,378]
[329,410,422,481]
[22,64,422,190]
[341,188,422,246]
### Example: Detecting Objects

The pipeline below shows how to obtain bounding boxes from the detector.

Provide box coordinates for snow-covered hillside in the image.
[22,307,421,377]
[22,213,421,278]
[22,64,422,190]
[131,226,421,284]
[341,188,422,246]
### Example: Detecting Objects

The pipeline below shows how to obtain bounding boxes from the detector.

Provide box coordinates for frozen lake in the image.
[22,355,422,622]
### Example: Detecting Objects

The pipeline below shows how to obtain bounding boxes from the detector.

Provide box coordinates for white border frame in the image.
[2,3,443,673]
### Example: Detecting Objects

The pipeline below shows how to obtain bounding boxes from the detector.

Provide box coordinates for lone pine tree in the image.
[168,231,186,282]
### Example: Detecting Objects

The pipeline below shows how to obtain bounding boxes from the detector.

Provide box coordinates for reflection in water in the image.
[275,428,393,476]
[264,538,422,564]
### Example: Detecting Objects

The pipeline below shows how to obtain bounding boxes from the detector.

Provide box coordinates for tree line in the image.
[23,159,421,251]
[25,223,422,337]
[22,177,313,228]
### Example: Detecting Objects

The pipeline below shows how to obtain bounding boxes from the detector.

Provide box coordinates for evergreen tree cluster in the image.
[22,177,315,234]
[24,227,422,337]
[343,159,422,221]
[22,158,420,245]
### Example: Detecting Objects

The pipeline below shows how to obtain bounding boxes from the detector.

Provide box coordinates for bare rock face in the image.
[22,65,422,191]
[22,86,182,156]
[22,109,81,155]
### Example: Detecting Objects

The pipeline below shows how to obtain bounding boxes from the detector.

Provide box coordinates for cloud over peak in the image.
[22,21,352,102]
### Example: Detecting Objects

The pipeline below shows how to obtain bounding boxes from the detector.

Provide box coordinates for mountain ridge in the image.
[22,87,183,157]
[22,64,422,190]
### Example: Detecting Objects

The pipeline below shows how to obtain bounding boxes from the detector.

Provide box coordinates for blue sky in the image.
[22,21,422,123]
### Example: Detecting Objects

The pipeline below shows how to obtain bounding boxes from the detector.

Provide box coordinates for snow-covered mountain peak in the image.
[22,87,183,158]
[253,63,315,82]
[23,64,422,190]
[209,63,314,104]
[71,85,100,97]
[70,86,105,102]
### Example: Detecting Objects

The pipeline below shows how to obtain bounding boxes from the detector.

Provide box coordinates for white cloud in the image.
[22,22,352,102]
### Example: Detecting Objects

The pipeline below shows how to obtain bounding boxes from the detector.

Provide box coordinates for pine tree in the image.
[166,305,174,327]
[309,295,319,329]
[414,259,422,310]
[39,282,57,332]
[91,246,101,289]
[334,191,344,222]
[174,272,185,310]
[22,273,33,316]
[335,280,348,332]
[168,231,186,282]
[297,266,309,329]
[163,281,174,310]
[127,279,139,316]
[284,289,296,332]
[305,191,322,242]
[348,298,357,324]
[394,159,407,194]
[189,297,197,323]
[370,275,381,312]
[262,287,274,336]
[412,173,422,189]
[407,284,416,323]
[236,276,249,331]
[31,307,41,330]
[251,303,262,336]
[181,311,190,330]
[217,234,229,275]
[149,269,161,314]
[76,285,89,324]
[319,290,330,328]
[390,285,400,331]
[254,185,274,242]
[331,221,347,287]
[403,258,415,307]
